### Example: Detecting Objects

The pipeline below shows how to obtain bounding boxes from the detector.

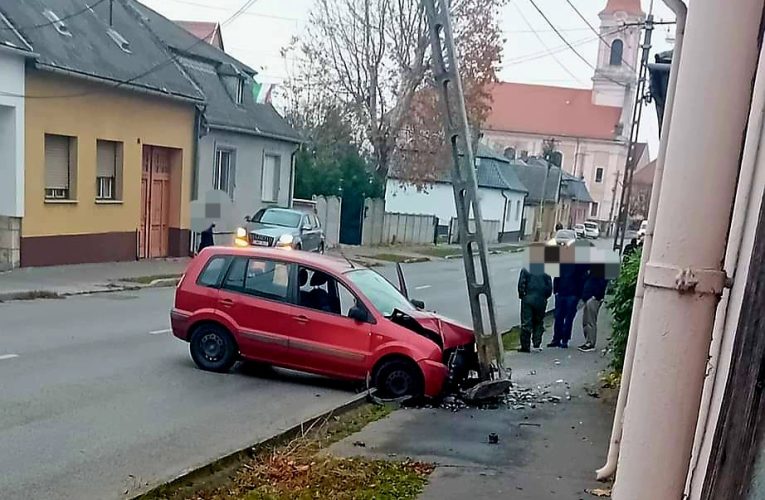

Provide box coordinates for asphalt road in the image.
[0,243,614,499]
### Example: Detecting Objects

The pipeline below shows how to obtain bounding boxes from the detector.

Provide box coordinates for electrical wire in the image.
[0,0,108,31]
[526,0,629,88]
[0,0,260,99]
[505,25,628,66]
[512,0,585,85]
[563,0,638,73]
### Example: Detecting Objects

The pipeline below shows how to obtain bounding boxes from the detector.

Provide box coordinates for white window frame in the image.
[590,202,599,218]
[235,78,245,105]
[595,167,604,183]
[213,148,235,199]
[261,153,281,203]
[95,139,122,201]
[96,176,115,200]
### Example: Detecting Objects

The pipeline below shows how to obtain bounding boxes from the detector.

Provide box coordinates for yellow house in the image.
[22,73,198,266]
[3,0,205,266]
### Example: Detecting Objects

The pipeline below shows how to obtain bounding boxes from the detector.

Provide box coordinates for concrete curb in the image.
[131,390,374,500]
[0,278,181,302]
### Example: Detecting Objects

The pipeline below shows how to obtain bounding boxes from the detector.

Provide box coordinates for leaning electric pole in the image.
[422,0,506,382]
[613,15,654,252]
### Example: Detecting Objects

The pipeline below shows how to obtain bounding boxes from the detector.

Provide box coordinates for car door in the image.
[300,215,317,251]
[287,266,372,379]
[217,256,294,365]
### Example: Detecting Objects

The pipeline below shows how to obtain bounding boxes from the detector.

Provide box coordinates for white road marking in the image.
[0,354,19,361]
[149,329,172,335]
[415,285,432,290]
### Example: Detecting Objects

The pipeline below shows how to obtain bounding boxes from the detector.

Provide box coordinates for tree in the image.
[286,0,506,184]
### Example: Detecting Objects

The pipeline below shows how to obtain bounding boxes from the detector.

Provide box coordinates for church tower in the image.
[592,0,645,114]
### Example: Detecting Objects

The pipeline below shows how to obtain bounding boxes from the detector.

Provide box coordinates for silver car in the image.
[237,207,325,252]
[551,229,577,246]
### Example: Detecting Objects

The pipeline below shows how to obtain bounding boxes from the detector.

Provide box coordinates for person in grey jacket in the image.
[517,266,553,352]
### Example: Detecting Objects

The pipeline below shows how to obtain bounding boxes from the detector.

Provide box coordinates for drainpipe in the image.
[500,190,509,239]
[612,1,764,498]
[684,30,765,500]
[595,0,687,481]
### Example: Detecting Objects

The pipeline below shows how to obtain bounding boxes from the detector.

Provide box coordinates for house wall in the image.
[0,50,25,270]
[197,129,296,234]
[384,179,526,240]
[482,130,639,227]
[22,72,196,266]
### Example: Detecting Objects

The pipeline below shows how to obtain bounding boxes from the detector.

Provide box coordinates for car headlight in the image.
[277,233,294,246]
[236,227,247,238]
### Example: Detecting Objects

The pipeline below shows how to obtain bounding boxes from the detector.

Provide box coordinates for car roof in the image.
[262,207,303,215]
[197,246,359,274]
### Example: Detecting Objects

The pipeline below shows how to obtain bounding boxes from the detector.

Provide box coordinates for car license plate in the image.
[252,239,269,246]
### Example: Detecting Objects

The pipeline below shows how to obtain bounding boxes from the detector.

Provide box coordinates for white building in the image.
[386,146,528,242]
[0,12,33,271]
[481,0,648,231]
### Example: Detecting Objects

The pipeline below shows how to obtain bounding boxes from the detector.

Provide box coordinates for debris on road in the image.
[353,441,366,448]
[488,433,499,444]
[585,486,612,497]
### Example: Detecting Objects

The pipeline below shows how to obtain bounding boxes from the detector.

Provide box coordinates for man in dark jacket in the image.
[578,267,609,352]
[549,263,587,348]
[517,266,553,352]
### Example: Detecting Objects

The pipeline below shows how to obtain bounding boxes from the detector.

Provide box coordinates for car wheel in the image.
[189,324,238,373]
[295,243,302,251]
[373,358,424,400]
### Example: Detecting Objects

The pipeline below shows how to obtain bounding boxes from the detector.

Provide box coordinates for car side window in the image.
[197,256,229,287]
[312,214,321,229]
[297,266,357,318]
[222,257,290,302]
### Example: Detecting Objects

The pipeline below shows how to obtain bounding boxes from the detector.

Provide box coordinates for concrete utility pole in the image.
[422,0,505,381]
[606,170,621,236]
[613,15,654,252]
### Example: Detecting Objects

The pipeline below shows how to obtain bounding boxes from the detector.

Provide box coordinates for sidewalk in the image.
[0,258,189,301]
[329,311,616,499]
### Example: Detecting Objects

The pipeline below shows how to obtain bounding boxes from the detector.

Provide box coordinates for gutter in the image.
[34,63,204,104]
[288,143,300,208]
[500,190,509,236]
[208,122,302,145]
[0,44,38,59]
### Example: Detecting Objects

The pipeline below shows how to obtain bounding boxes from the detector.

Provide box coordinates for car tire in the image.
[295,243,302,251]
[373,358,424,400]
[189,324,238,373]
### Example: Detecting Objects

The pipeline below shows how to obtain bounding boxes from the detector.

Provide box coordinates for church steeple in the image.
[592,0,645,109]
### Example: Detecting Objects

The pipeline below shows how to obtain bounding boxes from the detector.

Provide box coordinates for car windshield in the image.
[556,230,576,240]
[346,269,415,317]
[254,209,301,228]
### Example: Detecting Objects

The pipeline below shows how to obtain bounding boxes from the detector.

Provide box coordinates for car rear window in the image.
[197,256,229,287]
[222,257,290,302]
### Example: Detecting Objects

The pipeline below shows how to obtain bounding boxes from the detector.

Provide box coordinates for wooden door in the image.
[139,146,171,259]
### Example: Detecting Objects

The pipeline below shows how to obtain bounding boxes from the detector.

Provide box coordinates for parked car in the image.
[171,247,479,399]
[574,224,586,238]
[583,221,600,239]
[551,229,577,246]
[235,207,325,253]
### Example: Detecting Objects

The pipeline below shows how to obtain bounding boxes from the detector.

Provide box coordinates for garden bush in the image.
[606,249,642,372]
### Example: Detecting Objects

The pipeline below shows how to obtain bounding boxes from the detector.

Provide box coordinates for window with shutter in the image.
[262,154,281,202]
[45,134,74,200]
[96,140,121,201]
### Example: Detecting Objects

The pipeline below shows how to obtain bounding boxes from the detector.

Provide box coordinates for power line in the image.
[563,0,638,73]
[512,1,585,85]
[526,0,628,88]
[0,0,108,31]
[504,25,627,66]
[0,0,260,99]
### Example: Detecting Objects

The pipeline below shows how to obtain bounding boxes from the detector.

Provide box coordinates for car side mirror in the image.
[348,305,369,323]
[244,215,252,223]
[411,299,425,310]
[302,223,311,232]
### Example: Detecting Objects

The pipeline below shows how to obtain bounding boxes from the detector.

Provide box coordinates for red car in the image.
[171,246,478,399]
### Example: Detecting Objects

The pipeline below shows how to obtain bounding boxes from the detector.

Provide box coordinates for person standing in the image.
[578,267,608,352]
[623,238,639,260]
[549,262,586,348]
[517,266,553,352]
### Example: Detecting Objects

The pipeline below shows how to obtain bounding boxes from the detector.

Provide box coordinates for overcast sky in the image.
[140,0,678,156]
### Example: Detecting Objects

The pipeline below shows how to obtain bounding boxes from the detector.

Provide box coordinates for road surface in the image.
[0,244,613,499]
